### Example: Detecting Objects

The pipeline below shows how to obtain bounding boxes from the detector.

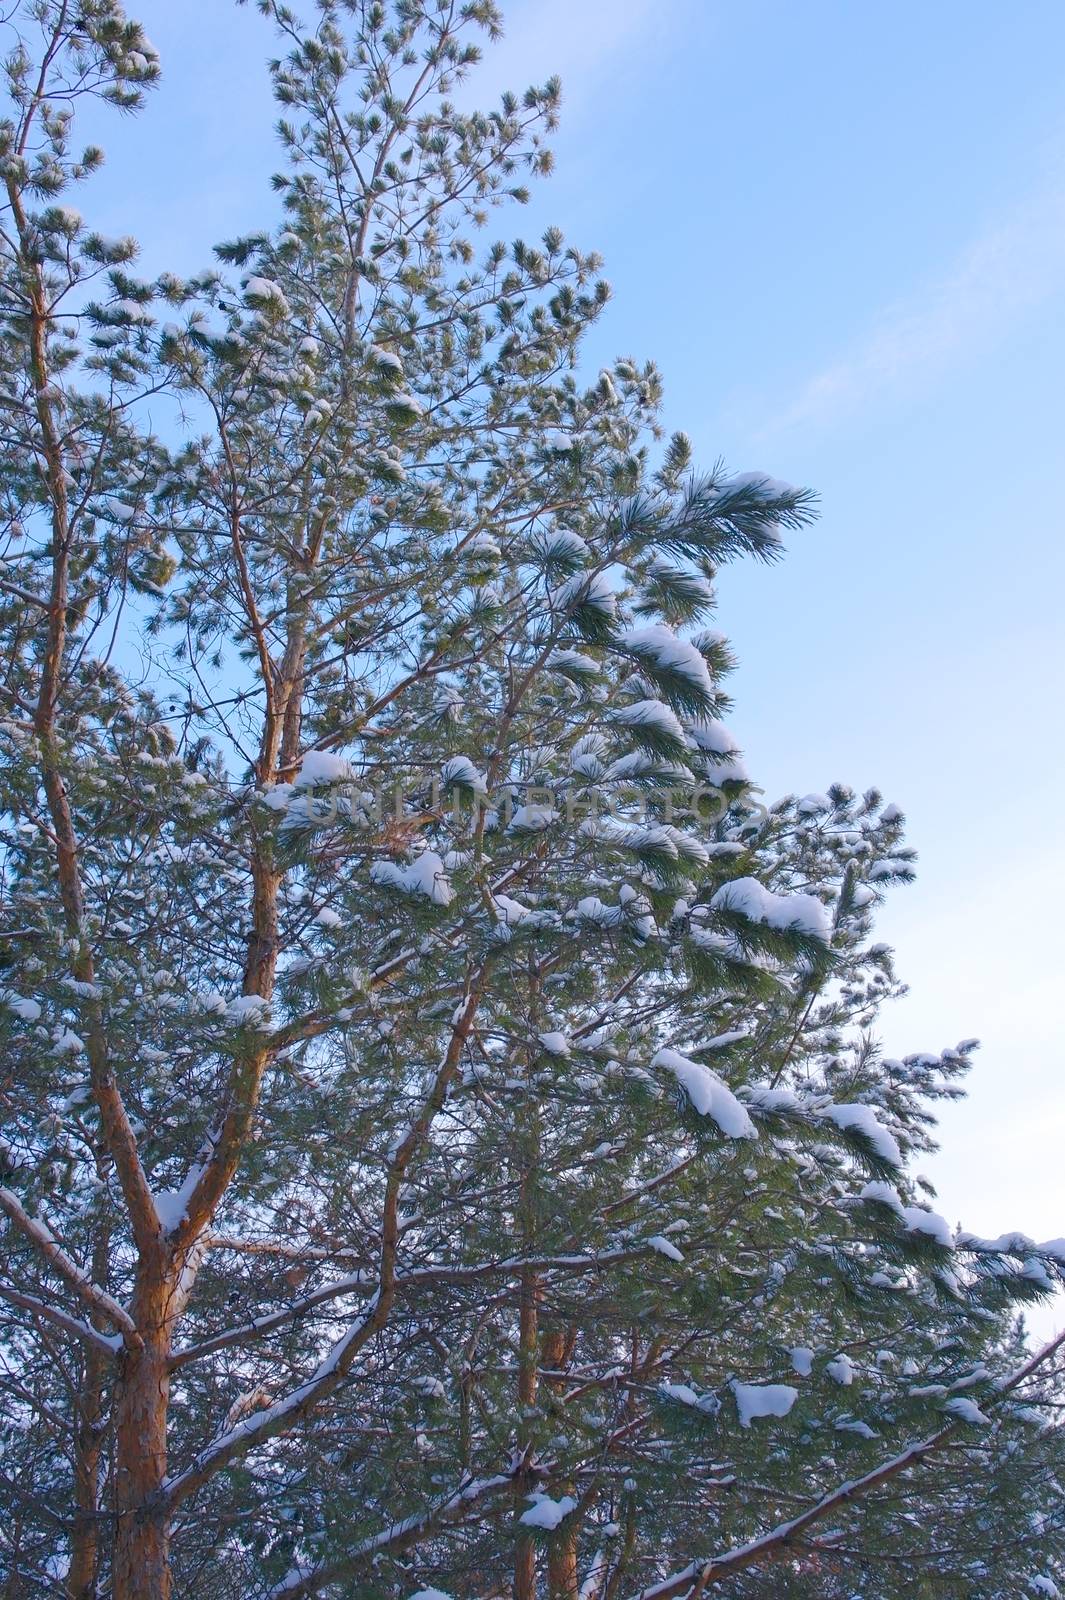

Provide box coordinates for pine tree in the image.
[1,4,1063,1598]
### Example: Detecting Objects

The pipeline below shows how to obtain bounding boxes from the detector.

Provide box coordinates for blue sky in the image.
[83,0,1065,1304]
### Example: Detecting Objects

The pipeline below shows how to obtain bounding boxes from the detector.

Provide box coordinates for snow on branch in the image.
[628,1428,952,1599]
[266,1472,515,1599]
[162,979,487,1506]
[161,1290,386,1511]
[0,1283,122,1358]
[0,1186,141,1348]
[172,1247,663,1368]
[630,1325,1065,1599]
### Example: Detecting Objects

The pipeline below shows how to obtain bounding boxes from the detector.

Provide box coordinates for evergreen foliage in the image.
[0,4,1062,1597]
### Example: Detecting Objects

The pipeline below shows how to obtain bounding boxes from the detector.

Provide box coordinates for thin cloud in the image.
[768,168,1065,433]
[458,0,670,112]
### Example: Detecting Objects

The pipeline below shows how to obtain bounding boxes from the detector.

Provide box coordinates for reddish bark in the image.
[111,1269,172,1600]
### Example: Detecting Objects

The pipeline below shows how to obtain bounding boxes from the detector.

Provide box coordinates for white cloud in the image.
[768,162,1065,432]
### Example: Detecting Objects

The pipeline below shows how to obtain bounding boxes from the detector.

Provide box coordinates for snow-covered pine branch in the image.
[0,4,1061,1599]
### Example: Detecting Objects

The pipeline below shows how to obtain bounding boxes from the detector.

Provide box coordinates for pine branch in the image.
[266,1469,516,1599]
[4,157,158,1258]
[0,1282,121,1359]
[633,1327,1065,1598]
[170,1244,661,1368]
[160,978,486,1509]
[630,1430,951,1600]
[0,1186,141,1349]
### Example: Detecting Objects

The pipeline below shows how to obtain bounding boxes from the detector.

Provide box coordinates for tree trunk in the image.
[112,1273,172,1600]
[548,1522,579,1600]
[67,1339,106,1598]
[67,1222,113,1598]
[514,1260,539,1600]
[541,1328,579,1600]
